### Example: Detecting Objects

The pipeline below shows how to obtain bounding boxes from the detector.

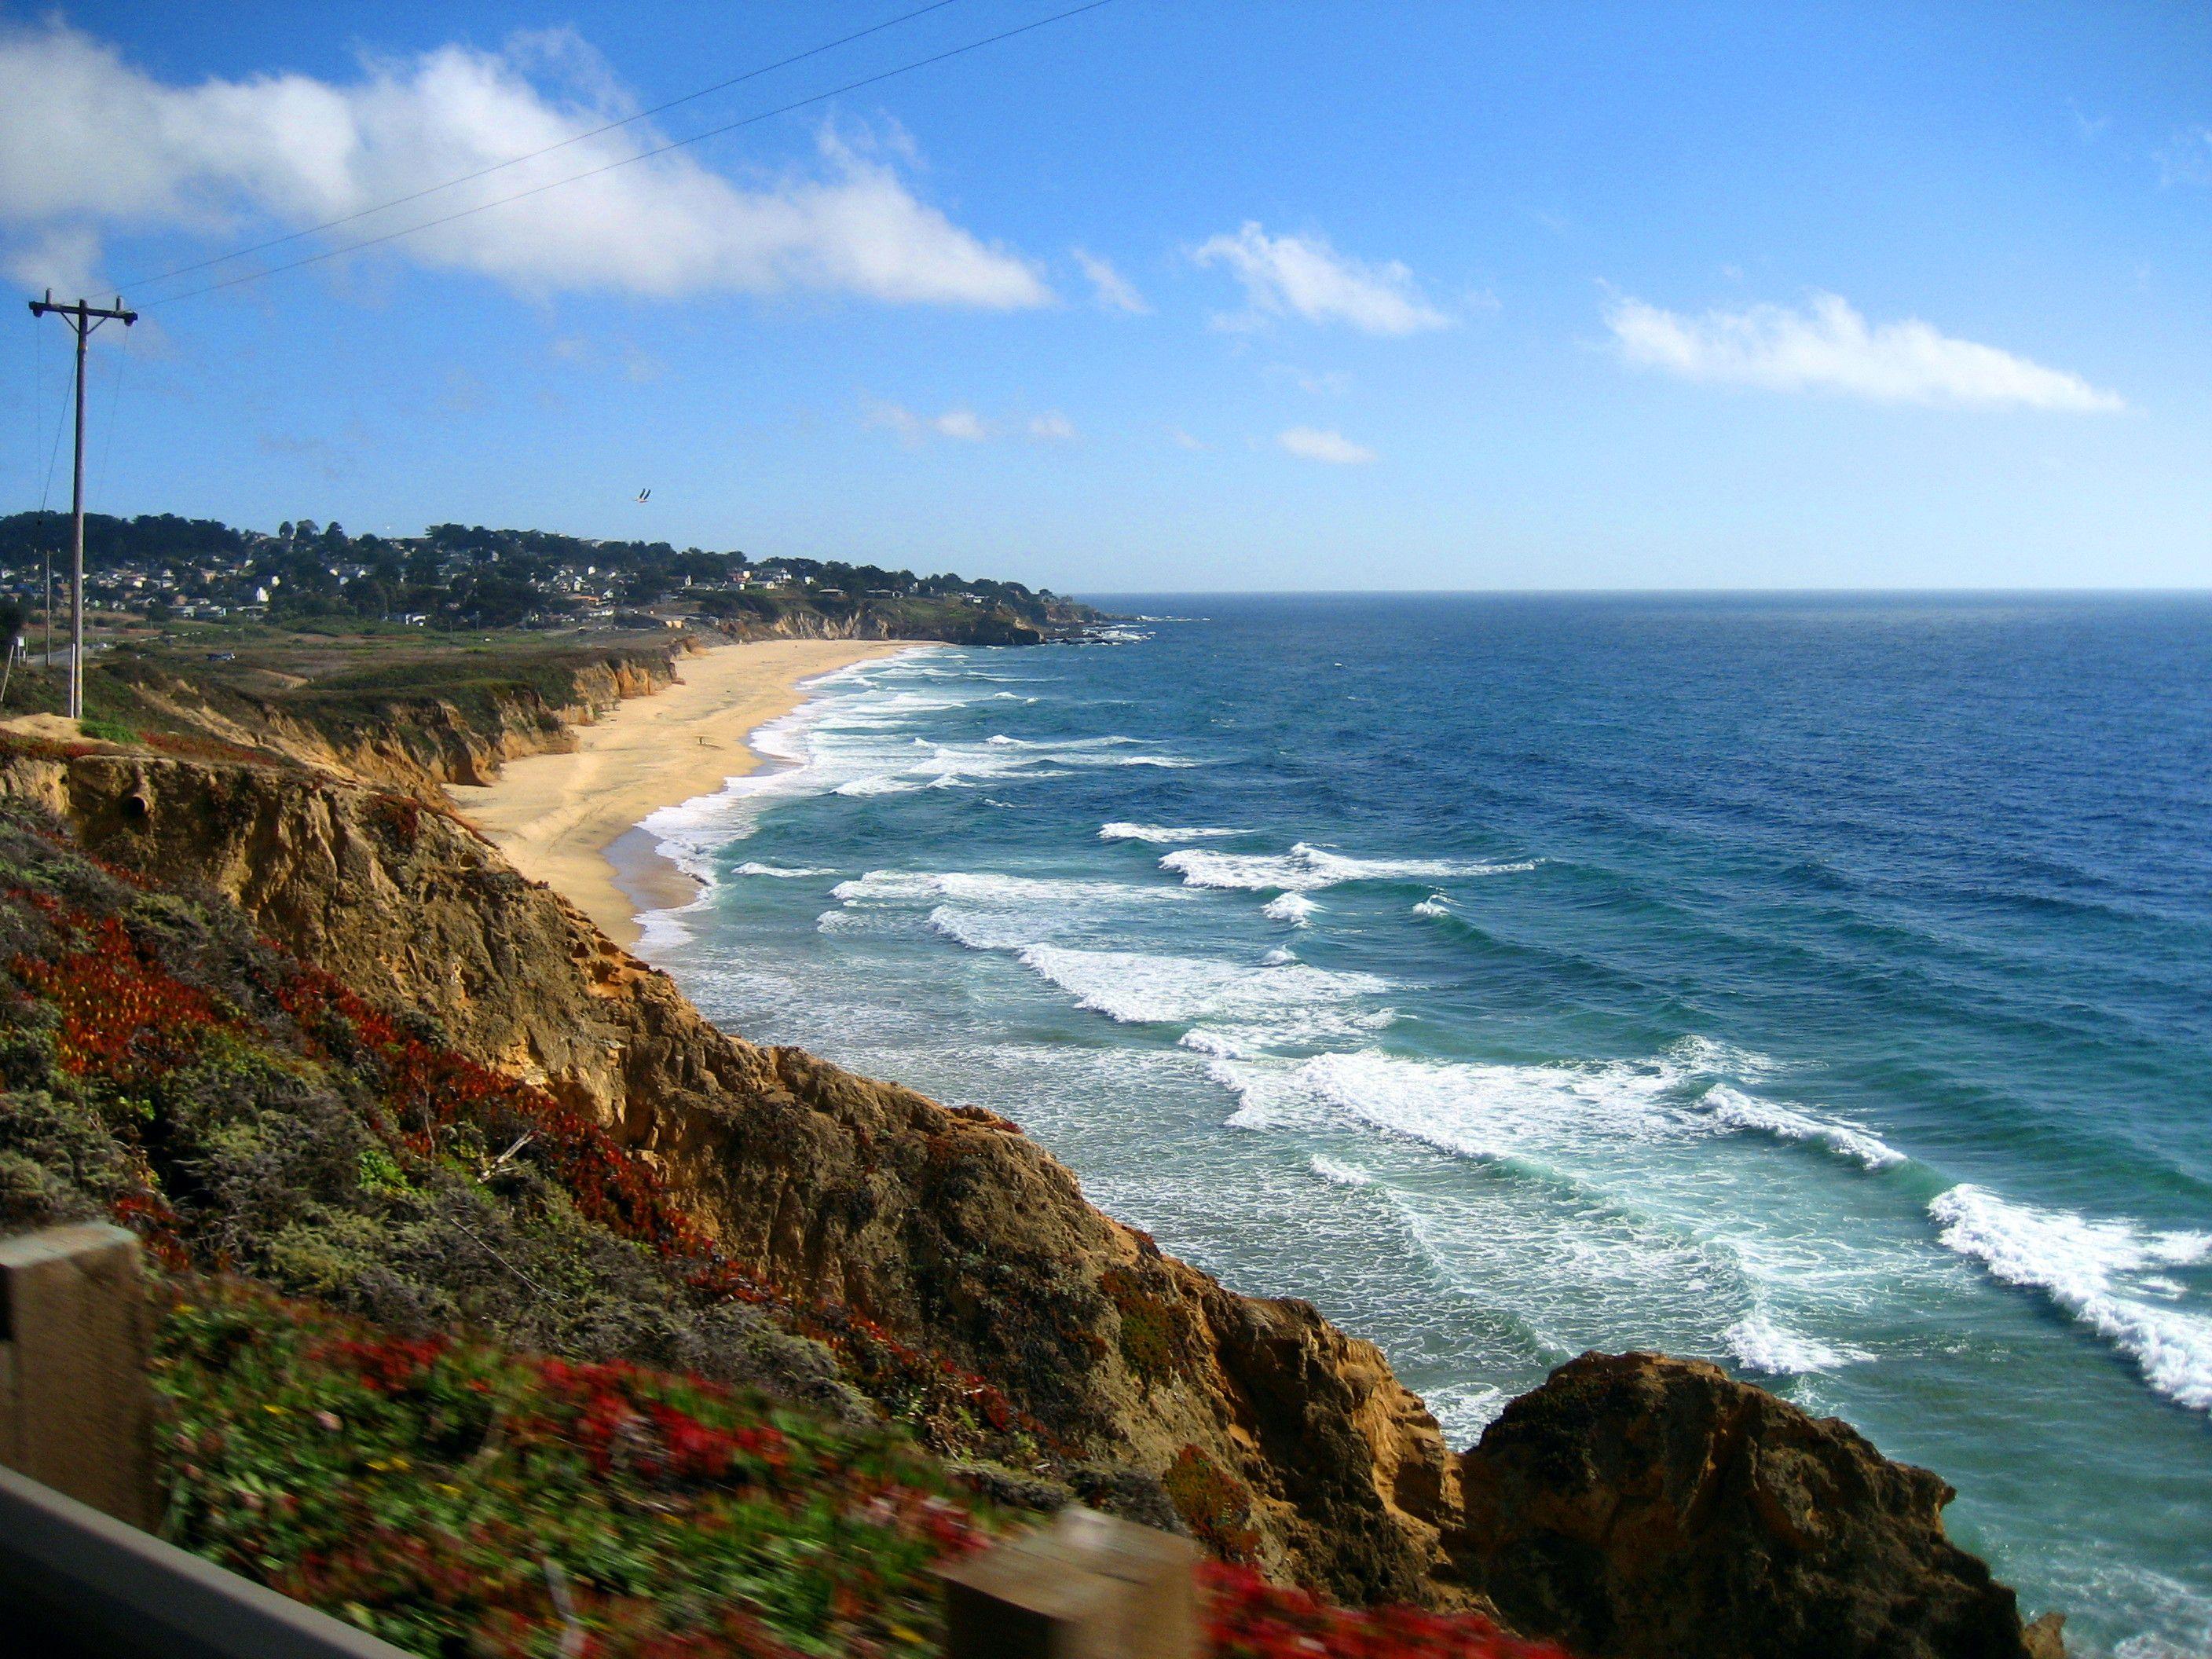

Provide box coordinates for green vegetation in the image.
[159,1280,1005,1658]
[1101,1265,1185,1385]
[1161,1445,1262,1565]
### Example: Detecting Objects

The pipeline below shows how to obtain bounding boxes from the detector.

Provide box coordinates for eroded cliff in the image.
[102,643,687,795]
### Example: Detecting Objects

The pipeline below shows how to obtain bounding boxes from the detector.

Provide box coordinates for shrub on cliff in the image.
[156,1278,1001,1658]
[0,796,983,1436]
[155,1277,1571,1658]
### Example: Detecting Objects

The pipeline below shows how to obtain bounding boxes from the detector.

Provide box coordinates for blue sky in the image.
[2,2,2207,591]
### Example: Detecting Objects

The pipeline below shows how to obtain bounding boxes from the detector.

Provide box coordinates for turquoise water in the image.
[639,595,2212,1657]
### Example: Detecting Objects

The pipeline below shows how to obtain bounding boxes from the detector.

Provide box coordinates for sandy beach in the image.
[448,638,914,945]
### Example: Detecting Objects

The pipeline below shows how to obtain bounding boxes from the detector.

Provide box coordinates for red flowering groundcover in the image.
[1203,1566,1570,1659]
[156,1280,1001,1658]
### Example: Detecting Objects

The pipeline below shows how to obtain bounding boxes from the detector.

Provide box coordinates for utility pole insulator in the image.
[27,295,137,723]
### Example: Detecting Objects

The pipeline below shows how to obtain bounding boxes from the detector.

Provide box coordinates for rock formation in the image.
[1450,1351,2056,1658]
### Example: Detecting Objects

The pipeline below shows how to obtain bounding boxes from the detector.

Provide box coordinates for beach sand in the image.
[448,637,914,946]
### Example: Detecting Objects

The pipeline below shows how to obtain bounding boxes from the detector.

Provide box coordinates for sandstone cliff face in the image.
[255,652,683,794]
[719,609,1049,647]
[2,750,1458,1604]
[115,648,684,796]
[1449,1352,2054,1659]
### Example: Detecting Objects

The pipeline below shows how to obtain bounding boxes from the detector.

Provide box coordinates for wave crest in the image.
[1100,822,1238,844]
[1162,840,1537,893]
[1930,1184,2212,1412]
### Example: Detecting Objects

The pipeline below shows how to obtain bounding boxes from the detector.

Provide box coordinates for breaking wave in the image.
[1930,1185,2212,1413]
[1014,944,1390,1034]
[1100,822,1239,844]
[1161,841,1538,893]
[1723,1313,1871,1376]
[1699,1084,1905,1171]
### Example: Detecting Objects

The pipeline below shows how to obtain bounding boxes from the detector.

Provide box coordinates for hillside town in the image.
[0,511,1069,634]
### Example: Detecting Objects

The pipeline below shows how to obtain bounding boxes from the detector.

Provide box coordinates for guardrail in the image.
[0,1462,412,1659]
[0,1222,1201,1659]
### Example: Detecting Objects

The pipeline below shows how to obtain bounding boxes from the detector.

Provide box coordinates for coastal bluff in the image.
[0,737,2060,1657]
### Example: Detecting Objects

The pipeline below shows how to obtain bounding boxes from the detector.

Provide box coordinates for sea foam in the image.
[1309,1154,1375,1188]
[1161,840,1537,893]
[1015,944,1390,1031]
[1209,1048,1679,1152]
[834,776,921,796]
[1930,1184,2212,1412]
[1700,1084,1905,1171]
[1723,1313,1871,1376]
[834,870,1179,908]
[1101,822,1239,844]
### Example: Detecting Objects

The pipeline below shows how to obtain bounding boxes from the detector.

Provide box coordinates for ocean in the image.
[635,594,2212,1657]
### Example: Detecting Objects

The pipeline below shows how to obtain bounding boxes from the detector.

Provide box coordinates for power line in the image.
[119,0,971,294]
[145,0,1119,309]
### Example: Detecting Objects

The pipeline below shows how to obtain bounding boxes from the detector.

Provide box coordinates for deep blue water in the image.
[639,595,2212,1657]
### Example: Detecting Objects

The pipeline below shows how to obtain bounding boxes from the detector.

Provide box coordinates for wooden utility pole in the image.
[27,291,136,721]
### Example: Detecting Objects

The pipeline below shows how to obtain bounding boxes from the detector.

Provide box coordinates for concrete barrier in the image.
[0,1221,156,1528]
[939,1504,1201,1659]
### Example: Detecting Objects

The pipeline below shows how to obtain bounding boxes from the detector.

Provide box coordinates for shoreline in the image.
[446,637,916,946]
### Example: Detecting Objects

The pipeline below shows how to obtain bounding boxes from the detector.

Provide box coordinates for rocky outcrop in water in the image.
[1448,1351,2059,1658]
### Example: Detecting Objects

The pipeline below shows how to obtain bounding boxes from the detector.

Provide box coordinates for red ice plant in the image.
[1203,1563,1574,1659]
[273,962,1063,1454]
[11,903,232,1080]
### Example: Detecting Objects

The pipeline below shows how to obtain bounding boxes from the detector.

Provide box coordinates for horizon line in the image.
[1068,585,2212,599]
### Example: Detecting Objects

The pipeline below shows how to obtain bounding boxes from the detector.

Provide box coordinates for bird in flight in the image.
[635,488,651,503]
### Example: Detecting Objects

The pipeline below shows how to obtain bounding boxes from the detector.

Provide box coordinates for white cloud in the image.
[1194,222,1449,335]
[1278,426,1375,464]
[1028,412,1075,441]
[0,18,1049,308]
[1167,427,1207,451]
[1072,247,1147,313]
[5,223,102,295]
[1605,291,2123,412]
[863,400,988,444]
